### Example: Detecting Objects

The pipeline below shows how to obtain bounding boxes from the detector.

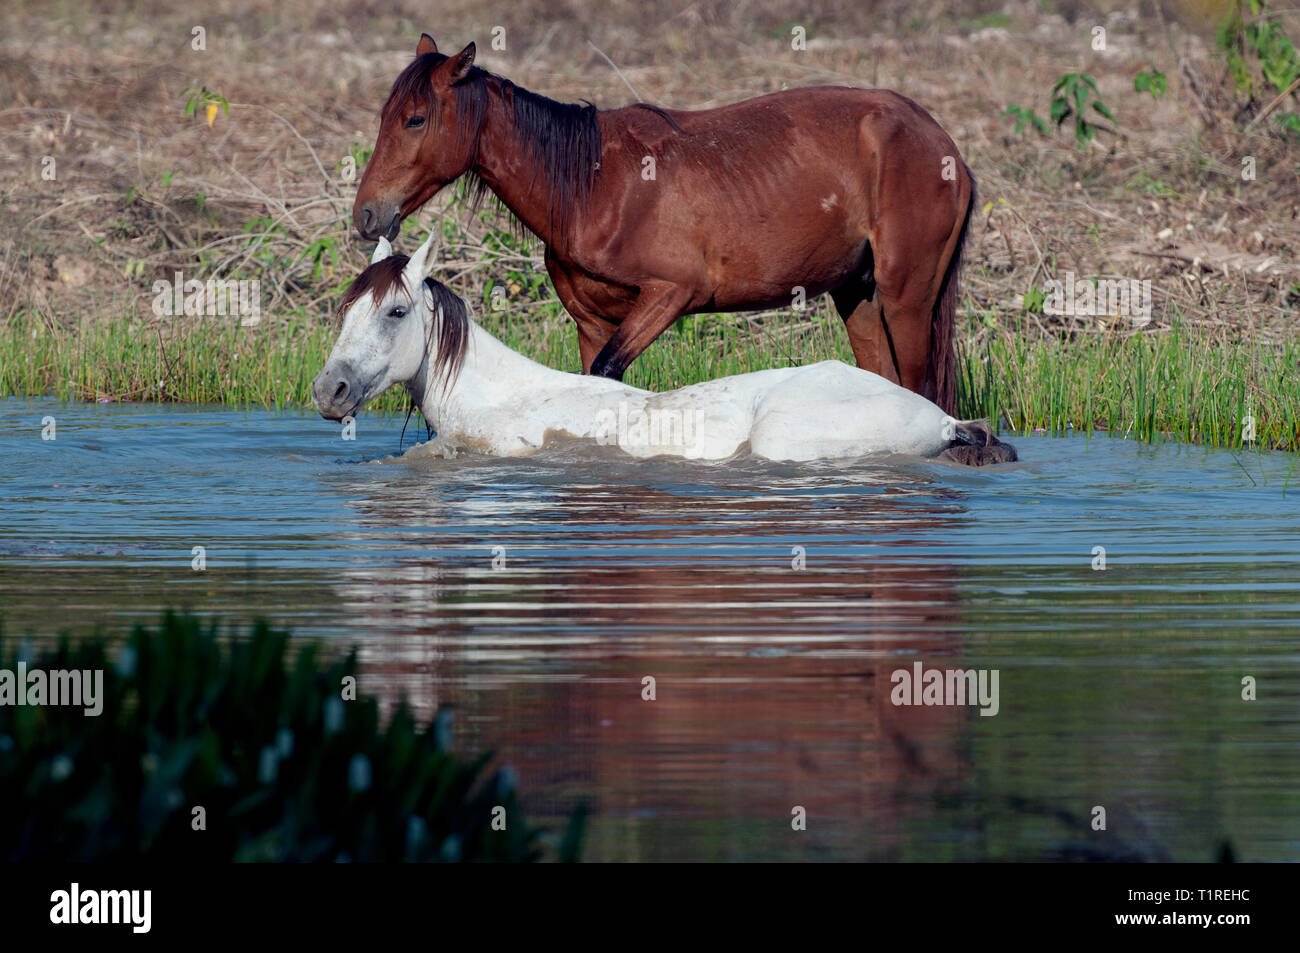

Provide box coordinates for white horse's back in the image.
[748,361,951,461]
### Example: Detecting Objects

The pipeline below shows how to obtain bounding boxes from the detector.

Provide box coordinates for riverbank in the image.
[2,305,1297,451]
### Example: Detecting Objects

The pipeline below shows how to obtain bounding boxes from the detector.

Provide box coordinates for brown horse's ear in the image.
[417,33,437,56]
[447,42,476,84]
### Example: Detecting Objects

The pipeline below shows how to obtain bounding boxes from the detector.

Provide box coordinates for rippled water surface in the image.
[3,398,1298,860]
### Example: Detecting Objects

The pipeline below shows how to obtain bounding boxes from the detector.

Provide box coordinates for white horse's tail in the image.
[938,419,1018,466]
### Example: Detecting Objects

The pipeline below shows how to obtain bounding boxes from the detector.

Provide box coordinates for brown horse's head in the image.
[354,34,485,241]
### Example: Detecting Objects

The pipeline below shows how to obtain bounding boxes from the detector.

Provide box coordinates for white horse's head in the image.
[312,230,468,421]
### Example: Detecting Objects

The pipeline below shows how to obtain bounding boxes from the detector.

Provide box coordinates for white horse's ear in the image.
[369,236,392,265]
[404,228,441,281]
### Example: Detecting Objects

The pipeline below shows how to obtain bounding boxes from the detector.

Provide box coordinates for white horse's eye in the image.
[387,306,407,319]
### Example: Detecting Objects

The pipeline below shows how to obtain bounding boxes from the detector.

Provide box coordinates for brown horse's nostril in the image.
[358,206,375,237]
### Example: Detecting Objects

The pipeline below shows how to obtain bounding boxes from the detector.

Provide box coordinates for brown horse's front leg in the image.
[571,311,617,372]
[547,255,617,372]
[588,286,692,381]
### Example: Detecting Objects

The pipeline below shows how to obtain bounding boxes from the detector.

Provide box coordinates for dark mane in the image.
[337,255,408,318]
[337,255,470,395]
[384,52,601,244]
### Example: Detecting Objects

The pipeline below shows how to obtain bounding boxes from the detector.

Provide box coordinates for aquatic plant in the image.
[0,612,583,862]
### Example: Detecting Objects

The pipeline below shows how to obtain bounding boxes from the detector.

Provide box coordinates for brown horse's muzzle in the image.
[353,200,402,242]
[312,361,363,422]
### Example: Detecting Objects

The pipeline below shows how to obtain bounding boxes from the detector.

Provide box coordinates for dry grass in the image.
[1,0,1297,395]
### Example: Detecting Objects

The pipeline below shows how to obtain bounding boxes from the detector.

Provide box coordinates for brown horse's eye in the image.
[405,116,425,129]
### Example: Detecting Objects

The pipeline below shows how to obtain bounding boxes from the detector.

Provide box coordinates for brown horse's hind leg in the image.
[864,220,960,407]
[859,159,971,413]
[872,288,939,405]
[830,282,900,386]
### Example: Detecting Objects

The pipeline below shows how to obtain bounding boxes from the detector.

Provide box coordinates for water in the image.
[2,397,1298,861]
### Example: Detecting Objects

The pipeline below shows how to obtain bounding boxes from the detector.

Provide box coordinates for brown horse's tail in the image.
[931,164,975,416]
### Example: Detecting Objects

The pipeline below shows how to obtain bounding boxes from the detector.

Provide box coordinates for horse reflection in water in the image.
[324,462,995,860]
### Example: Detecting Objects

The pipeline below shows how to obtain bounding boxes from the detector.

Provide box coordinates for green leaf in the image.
[1023,285,1046,313]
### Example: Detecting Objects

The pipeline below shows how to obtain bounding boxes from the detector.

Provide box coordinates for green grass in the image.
[960,319,1300,451]
[0,307,374,410]
[2,304,1297,452]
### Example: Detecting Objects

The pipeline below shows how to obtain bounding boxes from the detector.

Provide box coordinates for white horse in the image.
[312,231,1017,465]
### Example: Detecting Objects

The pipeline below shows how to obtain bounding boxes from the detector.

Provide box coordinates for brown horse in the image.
[354,34,975,413]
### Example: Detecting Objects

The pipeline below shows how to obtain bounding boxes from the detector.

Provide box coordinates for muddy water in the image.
[2,397,1298,860]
